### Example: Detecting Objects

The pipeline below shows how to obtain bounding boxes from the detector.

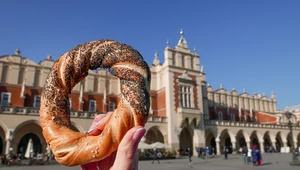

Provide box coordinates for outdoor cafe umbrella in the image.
[149,142,172,149]
[24,138,33,158]
[138,141,152,149]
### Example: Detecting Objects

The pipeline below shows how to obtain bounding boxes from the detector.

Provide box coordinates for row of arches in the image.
[0,120,169,155]
[1,119,299,156]
[0,120,82,155]
[205,128,300,154]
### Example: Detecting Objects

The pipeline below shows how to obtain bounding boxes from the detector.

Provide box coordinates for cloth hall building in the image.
[0,31,299,156]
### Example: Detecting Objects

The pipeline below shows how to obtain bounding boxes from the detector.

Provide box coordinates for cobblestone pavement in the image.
[1,153,299,170]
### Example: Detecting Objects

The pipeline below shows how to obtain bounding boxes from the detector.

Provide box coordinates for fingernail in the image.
[133,128,146,141]
[88,121,102,133]
[88,124,96,133]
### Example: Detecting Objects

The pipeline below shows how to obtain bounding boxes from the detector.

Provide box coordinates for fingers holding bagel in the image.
[88,112,113,135]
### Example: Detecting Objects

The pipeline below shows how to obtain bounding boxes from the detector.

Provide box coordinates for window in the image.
[108,102,116,112]
[218,111,223,120]
[33,95,41,108]
[89,100,96,112]
[231,114,235,121]
[179,85,192,108]
[191,57,194,69]
[1,92,11,106]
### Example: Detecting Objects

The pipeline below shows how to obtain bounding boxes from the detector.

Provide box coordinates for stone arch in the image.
[145,126,166,144]
[297,132,300,148]
[275,131,284,152]
[236,130,250,149]
[263,131,274,152]
[286,131,297,152]
[0,121,8,137]
[13,120,46,154]
[70,122,85,133]
[205,129,216,151]
[18,133,42,154]
[0,121,8,155]
[179,126,193,153]
[250,130,263,150]
[218,129,236,153]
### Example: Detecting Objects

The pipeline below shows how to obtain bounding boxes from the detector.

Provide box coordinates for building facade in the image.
[0,30,300,156]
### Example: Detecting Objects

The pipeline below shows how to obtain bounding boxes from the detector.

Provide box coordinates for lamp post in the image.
[284,111,300,166]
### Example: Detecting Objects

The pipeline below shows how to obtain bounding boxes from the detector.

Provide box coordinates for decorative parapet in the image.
[177,107,200,114]
[0,106,168,123]
[204,120,300,130]
[147,116,168,123]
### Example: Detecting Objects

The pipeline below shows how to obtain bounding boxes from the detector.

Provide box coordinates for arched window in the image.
[18,67,25,84]
[34,70,41,86]
[1,65,9,83]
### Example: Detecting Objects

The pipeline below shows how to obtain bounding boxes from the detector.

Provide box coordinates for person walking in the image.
[251,145,258,166]
[196,147,201,158]
[205,146,210,160]
[242,146,248,165]
[152,148,160,164]
[256,149,262,166]
[187,148,193,165]
[224,146,228,159]
[247,147,252,163]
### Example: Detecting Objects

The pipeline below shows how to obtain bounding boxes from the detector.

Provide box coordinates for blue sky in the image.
[0,0,299,110]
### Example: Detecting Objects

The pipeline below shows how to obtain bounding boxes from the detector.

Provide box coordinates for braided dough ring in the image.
[40,40,151,166]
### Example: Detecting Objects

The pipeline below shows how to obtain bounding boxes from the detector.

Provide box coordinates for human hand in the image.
[80,112,146,170]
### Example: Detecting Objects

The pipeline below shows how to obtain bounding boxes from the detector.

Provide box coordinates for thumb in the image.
[111,126,146,170]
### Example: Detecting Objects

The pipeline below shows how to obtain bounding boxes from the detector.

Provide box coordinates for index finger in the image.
[88,112,113,135]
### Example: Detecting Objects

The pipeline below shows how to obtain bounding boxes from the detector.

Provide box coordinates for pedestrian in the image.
[186,148,193,165]
[224,146,228,159]
[242,146,248,164]
[196,147,201,158]
[152,148,160,164]
[251,145,258,166]
[247,147,252,163]
[256,149,262,166]
[205,146,210,160]
[211,147,215,158]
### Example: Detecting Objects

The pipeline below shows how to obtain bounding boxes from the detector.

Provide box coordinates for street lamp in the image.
[284,111,300,166]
